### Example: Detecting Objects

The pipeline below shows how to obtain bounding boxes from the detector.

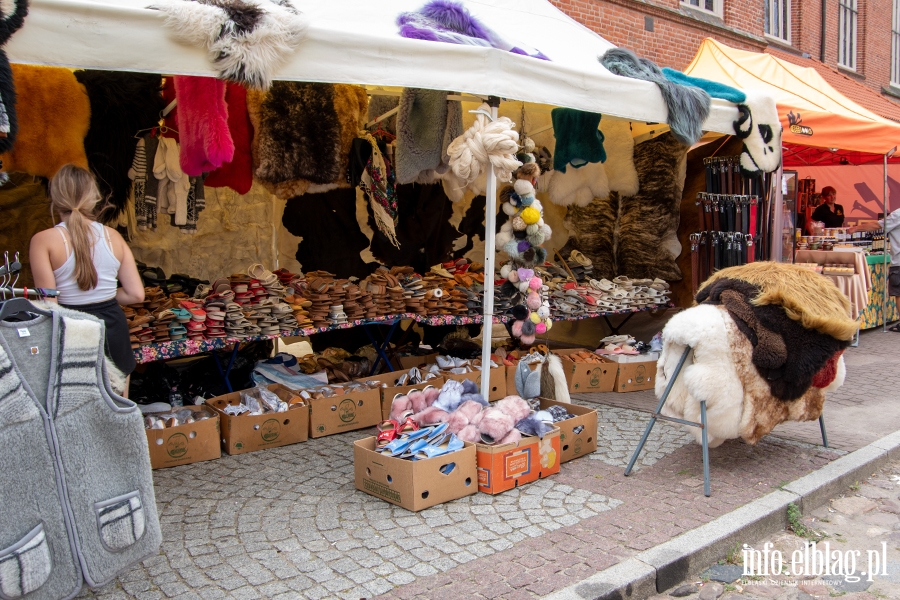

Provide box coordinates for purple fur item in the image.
[461,379,479,395]
[459,392,489,407]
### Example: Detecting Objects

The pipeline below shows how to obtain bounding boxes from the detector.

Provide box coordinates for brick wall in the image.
[549,0,765,69]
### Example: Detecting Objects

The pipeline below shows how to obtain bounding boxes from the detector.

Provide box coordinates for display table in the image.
[795,250,870,320]
[860,255,899,329]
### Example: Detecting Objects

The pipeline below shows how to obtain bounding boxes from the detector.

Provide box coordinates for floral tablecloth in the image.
[133,303,673,364]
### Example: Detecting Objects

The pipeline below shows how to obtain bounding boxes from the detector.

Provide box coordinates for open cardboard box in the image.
[397,353,438,370]
[307,385,383,438]
[612,358,657,392]
[357,371,444,420]
[552,348,617,393]
[443,365,507,401]
[206,384,309,455]
[538,399,597,463]
[476,427,560,494]
[354,436,477,511]
[145,405,221,469]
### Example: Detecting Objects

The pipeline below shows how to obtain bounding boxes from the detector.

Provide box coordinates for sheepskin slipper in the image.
[458,424,481,444]
[498,429,522,445]
[408,390,429,414]
[414,406,450,426]
[2,64,90,177]
[546,160,609,207]
[389,394,412,422]
[423,386,441,407]
[477,408,515,444]
[434,379,466,412]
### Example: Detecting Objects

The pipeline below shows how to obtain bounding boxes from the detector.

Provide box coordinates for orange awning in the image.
[684,38,900,162]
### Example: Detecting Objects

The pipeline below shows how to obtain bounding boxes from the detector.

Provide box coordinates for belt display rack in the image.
[691,156,770,294]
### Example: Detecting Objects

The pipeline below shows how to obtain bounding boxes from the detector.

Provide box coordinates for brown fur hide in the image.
[2,65,90,177]
[700,262,857,341]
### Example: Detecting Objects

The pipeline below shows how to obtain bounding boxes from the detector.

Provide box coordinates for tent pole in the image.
[480,96,501,401]
[884,150,893,332]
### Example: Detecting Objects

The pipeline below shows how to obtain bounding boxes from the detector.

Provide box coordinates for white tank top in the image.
[52,221,121,305]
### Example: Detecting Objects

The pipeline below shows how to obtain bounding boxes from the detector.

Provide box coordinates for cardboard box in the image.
[353,436,477,511]
[553,349,617,393]
[307,386,382,438]
[538,399,597,463]
[614,359,657,392]
[206,384,309,454]
[397,353,438,370]
[145,406,221,469]
[357,372,445,420]
[443,366,507,401]
[476,427,561,494]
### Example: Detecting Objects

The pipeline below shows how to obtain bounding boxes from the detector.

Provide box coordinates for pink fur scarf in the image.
[174,76,235,176]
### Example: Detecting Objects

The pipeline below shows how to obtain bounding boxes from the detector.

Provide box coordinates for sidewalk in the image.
[77,329,900,600]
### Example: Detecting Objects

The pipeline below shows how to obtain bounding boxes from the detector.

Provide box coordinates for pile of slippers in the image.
[386,380,556,446]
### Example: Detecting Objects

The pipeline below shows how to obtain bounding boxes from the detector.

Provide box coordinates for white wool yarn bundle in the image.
[447,103,521,185]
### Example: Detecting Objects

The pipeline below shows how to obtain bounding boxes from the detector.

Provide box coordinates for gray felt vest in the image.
[0,310,161,600]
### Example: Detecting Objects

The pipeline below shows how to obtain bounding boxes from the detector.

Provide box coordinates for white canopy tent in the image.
[7,0,746,398]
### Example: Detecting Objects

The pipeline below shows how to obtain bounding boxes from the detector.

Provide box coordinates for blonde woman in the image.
[30,164,145,379]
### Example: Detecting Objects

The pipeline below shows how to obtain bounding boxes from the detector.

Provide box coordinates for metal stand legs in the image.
[624,345,831,497]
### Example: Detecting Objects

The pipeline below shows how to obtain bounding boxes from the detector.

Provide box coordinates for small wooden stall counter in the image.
[795,250,870,320]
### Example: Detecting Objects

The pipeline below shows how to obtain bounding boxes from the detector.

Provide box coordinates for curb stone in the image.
[543,432,900,599]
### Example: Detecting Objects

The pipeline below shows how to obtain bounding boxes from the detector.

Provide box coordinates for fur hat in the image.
[174,76,234,176]
[205,83,254,195]
[74,70,165,217]
[151,0,309,89]
[1,64,89,178]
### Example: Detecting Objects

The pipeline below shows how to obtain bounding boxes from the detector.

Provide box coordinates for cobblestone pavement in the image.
[654,458,900,600]
[75,331,900,599]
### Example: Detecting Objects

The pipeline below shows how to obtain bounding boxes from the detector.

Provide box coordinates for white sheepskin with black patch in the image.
[734,90,782,175]
[599,119,639,196]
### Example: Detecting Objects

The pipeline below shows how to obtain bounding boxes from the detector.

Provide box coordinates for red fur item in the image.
[495,396,531,423]
[174,76,234,176]
[812,351,843,388]
[205,83,254,194]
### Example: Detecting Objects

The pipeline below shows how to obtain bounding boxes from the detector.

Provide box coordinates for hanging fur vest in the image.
[0,308,161,599]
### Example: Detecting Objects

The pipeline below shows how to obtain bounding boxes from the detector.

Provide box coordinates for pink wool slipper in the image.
[414,406,449,426]
[408,390,428,414]
[495,396,531,423]
[498,429,522,445]
[389,394,412,421]
[477,408,515,444]
[457,425,481,444]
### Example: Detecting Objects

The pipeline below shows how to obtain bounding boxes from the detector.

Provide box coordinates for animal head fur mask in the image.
[733,90,782,175]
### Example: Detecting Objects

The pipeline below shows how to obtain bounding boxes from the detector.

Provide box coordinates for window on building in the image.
[838,0,858,70]
[765,0,791,43]
[893,0,900,85]
[681,0,722,18]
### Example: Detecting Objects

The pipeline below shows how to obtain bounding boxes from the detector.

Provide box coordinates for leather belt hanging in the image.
[690,233,701,295]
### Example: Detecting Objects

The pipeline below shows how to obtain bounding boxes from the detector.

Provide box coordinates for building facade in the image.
[551,0,900,112]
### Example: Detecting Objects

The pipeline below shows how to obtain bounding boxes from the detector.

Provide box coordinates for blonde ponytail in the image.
[49,165,102,291]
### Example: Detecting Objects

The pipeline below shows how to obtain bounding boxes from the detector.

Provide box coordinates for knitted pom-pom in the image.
[507,269,519,283]
[521,320,536,336]
[520,194,534,207]
[495,230,512,248]
[510,192,522,205]
[517,268,534,280]
[527,232,545,247]
[530,311,541,324]
[525,224,539,235]
[500,264,511,278]
[526,291,541,310]
[512,216,527,231]
[502,202,517,216]
[537,305,550,319]
[523,137,536,153]
[535,322,547,335]
[510,304,529,320]
[531,199,543,212]
[517,280,531,293]
[541,223,552,238]
[503,240,521,258]
[511,320,524,338]
[544,319,552,331]
[517,240,531,253]
[521,207,540,225]
[513,179,535,196]
[528,276,541,291]
[520,333,536,345]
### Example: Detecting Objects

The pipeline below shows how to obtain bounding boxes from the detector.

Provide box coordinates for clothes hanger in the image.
[0,252,51,321]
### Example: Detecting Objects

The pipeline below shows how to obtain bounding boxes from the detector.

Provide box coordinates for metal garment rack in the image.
[624,346,829,497]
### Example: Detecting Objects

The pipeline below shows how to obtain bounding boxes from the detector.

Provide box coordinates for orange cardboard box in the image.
[475,427,561,494]
[614,359,657,392]
[145,406,221,469]
[538,399,597,463]
[206,384,309,455]
[553,348,617,393]
[443,365,507,401]
[353,437,477,511]
[307,386,383,438]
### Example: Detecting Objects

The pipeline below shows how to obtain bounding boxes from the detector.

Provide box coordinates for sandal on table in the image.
[376,419,400,448]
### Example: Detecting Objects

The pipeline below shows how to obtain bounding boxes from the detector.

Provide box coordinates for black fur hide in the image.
[256,82,342,185]
[698,277,849,400]
[74,71,164,217]
[452,194,510,260]
[0,51,17,154]
[367,183,460,273]
[559,193,618,280]
[282,187,375,279]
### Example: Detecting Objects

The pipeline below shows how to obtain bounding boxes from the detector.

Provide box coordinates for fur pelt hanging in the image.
[1,64,90,178]
[599,119,639,196]
[550,108,605,173]
[248,82,367,200]
[513,356,570,403]
[395,88,462,185]
[600,48,710,146]
[657,303,845,447]
[173,76,234,176]
[150,0,309,89]
[559,192,618,281]
[0,0,28,156]
[205,82,254,194]
[545,160,608,207]
[734,90,783,175]
[615,132,689,281]
[367,94,399,136]
[696,276,850,400]
[661,68,747,104]
[74,70,165,217]
[397,0,549,60]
